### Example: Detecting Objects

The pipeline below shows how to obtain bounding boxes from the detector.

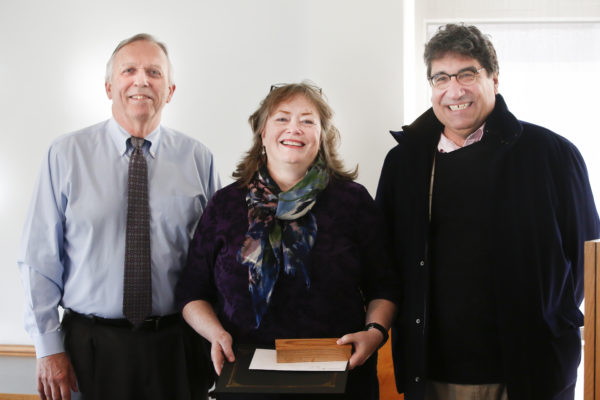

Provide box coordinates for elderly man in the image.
[377,23,599,400]
[18,33,220,400]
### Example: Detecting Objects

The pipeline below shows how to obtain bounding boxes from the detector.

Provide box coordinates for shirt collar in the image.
[107,117,162,158]
[437,124,485,153]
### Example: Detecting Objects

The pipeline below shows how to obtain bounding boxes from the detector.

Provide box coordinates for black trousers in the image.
[62,311,213,400]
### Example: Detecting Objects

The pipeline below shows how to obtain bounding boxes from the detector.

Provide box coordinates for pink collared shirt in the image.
[437,125,485,153]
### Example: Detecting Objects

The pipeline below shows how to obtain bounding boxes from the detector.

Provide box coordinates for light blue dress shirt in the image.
[18,118,220,358]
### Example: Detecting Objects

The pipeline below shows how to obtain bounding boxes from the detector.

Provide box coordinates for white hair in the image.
[105,33,174,85]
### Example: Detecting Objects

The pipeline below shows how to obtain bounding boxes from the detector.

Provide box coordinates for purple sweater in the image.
[176,178,398,346]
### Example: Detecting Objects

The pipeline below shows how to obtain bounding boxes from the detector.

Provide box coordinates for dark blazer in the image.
[376,94,600,399]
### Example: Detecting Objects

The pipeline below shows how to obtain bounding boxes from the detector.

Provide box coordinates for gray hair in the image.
[105,33,174,85]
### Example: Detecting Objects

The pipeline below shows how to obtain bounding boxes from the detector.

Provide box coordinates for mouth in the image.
[280,139,304,147]
[448,102,471,111]
[129,94,153,101]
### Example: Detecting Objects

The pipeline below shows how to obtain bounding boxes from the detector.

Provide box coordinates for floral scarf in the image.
[238,159,329,327]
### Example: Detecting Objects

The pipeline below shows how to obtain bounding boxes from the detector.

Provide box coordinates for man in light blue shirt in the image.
[18,33,220,400]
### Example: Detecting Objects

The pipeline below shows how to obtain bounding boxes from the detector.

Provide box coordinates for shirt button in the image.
[415,376,420,382]
[416,318,421,324]
[419,260,425,266]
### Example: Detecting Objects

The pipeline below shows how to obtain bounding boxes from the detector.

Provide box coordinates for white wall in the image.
[0,0,404,350]
[0,356,36,394]
[2,0,599,395]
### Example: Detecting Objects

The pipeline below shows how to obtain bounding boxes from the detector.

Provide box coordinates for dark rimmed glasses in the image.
[429,67,485,89]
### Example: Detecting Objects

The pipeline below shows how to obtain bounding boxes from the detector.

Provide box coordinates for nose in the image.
[133,70,149,87]
[287,118,301,133]
[444,76,466,98]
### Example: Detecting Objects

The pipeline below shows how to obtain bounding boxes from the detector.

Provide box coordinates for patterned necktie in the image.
[123,137,152,327]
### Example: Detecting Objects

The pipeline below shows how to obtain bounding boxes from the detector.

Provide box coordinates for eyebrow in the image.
[432,66,478,76]
[273,110,315,116]
[119,63,164,71]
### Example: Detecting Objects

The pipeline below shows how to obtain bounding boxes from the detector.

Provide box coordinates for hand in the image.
[36,352,78,400]
[337,329,383,370]
[210,330,235,376]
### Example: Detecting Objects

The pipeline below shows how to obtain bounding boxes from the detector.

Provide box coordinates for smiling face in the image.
[105,40,175,137]
[262,94,322,180]
[430,53,498,144]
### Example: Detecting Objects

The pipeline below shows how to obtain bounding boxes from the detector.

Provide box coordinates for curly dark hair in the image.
[424,23,499,78]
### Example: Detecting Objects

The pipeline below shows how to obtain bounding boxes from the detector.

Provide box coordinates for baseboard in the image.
[0,345,35,358]
[0,395,38,400]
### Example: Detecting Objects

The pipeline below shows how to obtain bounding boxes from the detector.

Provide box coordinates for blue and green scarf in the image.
[238,159,329,327]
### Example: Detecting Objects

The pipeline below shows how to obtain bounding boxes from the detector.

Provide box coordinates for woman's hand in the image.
[337,299,396,369]
[337,298,396,369]
[210,330,235,376]
[181,300,236,376]
[337,328,383,370]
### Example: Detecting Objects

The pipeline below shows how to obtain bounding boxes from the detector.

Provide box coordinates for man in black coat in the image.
[376,23,600,400]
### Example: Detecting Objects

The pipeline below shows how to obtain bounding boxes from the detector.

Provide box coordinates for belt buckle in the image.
[143,316,160,330]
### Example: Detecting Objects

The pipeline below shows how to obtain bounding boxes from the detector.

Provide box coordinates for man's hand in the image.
[36,352,78,400]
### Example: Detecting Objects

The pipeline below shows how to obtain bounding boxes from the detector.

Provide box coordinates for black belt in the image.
[64,309,181,331]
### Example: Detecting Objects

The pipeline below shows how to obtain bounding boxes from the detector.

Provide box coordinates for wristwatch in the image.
[364,322,389,349]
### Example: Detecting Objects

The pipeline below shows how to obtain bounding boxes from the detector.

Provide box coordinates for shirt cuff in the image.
[33,330,65,358]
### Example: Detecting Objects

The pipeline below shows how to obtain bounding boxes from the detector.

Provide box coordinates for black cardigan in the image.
[376,94,600,399]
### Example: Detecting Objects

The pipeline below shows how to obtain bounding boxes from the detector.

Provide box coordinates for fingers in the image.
[338,330,382,370]
[36,353,75,400]
[337,332,360,370]
[51,382,62,400]
[68,367,79,392]
[345,334,364,370]
[348,350,367,370]
[60,373,76,400]
[220,338,235,363]
[211,332,235,376]
[336,333,352,346]
[211,343,225,376]
[38,372,72,400]
[37,380,47,400]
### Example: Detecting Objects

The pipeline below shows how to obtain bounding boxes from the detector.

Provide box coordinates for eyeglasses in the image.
[429,67,485,89]
[270,83,322,94]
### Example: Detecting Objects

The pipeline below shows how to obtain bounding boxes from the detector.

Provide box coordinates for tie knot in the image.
[130,137,145,150]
